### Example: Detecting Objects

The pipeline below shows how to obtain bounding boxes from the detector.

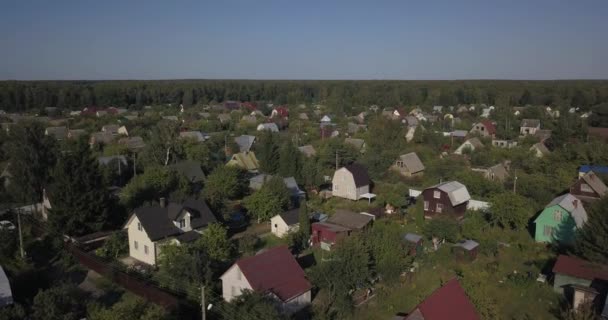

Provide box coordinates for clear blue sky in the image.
[1,0,607,80]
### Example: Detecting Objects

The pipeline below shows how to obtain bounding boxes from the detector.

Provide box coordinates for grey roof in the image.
[278,208,300,226]
[545,193,588,228]
[521,119,540,128]
[119,136,146,151]
[451,130,468,138]
[298,145,316,157]
[405,116,418,127]
[132,206,182,241]
[427,181,471,206]
[283,177,305,197]
[398,152,425,173]
[45,126,68,140]
[580,171,608,197]
[488,163,509,180]
[98,155,127,166]
[530,142,550,155]
[175,230,201,243]
[235,135,256,153]
[170,160,206,183]
[249,173,271,190]
[344,138,365,150]
[454,240,479,251]
[180,131,206,143]
[327,209,373,230]
[404,233,423,243]
[0,266,12,307]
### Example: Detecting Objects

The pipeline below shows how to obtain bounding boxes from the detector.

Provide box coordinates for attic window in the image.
[396,161,404,168]
[554,210,563,222]
[580,183,593,193]
[137,222,142,231]
[179,219,186,228]
[433,191,441,199]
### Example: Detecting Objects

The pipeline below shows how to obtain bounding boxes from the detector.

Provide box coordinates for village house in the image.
[270,106,289,119]
[45,126,68,140]
[534,193,587,245]
[102,124,120,136]
[179,131,206,143]
[67,129,86,140]
[270,208,300,238]
[249,174,306,205]
[117,125,130,136]
[530,142,551,158]
[320,115,332,124]
[234,135,256,153]
[241,115,258,125]
[403,278,480,320]
[403,233,423,256]
[552,255,608,315]
[220,245,311,314]
[118,136,146,152]
[471,162,510,182]
[520,119,541,135]
[123,198,217,265]
[89,131,115,145]
[311,210,374,250]
[569,171,607,202]
[491,139,518,148]
[421,181,471,219]
[227,151,259,172]
[332,163,371,201]
[391,152,425,177]
[469,120,496,138]
[454,137,484,155]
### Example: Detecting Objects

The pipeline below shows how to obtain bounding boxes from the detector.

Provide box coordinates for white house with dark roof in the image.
[271,208,300,238]
[123,198,217,265]
[454,138,484,155]
[332,164,370,201]
[520,119,541,135]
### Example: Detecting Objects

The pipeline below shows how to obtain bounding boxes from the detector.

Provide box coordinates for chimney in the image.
[573,199,578,209]
[160,197,167,208]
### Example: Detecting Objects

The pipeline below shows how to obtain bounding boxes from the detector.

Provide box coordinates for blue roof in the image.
[579,165,608,174]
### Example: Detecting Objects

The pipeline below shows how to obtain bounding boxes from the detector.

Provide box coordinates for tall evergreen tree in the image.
[48,141,110,236]
[256,131,279,174]
[277,140,301,179]
[298,201,311,238]
[5,121,57,203]
[575,196,608,264]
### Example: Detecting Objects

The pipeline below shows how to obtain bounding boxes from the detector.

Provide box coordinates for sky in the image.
[1,0,607,80]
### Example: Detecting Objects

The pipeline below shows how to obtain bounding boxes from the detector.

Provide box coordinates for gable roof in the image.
[228,152,259,171]
[173,198,217,229]
[579,171,608,197]
[521,119,540,128]
[545,193,587,227]
[342,163,370,187]
[327,209,373,230]
[488,163,509,180]
[478,120,496,135]
[579,165,608,175]
[231,245,311,302]
[426,181,471,206]
[398,152,425,173]
[169,160,206,183]
[405,278,479,320]
[530,142,550,156]
[278,208,300,226]
[552,255,608,282]
[234,135,256,153]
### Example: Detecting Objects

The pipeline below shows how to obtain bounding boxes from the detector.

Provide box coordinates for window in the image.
[137,222,142,231]
[543,226,554,237]
[436,203,443,213]
[554,210,563,221]
[274,224,278,229]
[144,245,149,255]
[424,201,429,211]
[580,183,594,193]
[179,219,186,228]
[334,184,339,191]
[396,160,404,168]
[433,191,441,199]
[134,241,138,250]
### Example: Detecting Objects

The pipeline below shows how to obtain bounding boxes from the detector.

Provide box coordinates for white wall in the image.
[270,216,298,238]
[332,168,359,200]
[221,265,253,302]
[126,215,158,265]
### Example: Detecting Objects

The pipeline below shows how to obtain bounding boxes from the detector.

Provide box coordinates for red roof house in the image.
[405,278,480,320]
[271,106,289,118]
[470,120,496,138]
[553,255,608,295]
[220,245,311,314]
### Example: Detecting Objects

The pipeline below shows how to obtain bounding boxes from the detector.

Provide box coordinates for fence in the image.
[66,243,181,310]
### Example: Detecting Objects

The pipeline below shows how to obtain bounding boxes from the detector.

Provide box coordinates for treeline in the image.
[1,80,608,114]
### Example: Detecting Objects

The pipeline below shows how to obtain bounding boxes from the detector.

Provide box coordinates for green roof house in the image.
[534,193,587,244]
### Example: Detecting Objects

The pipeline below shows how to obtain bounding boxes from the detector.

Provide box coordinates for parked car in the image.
[0,220,16,231]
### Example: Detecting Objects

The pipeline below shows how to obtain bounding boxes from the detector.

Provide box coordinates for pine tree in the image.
[48,140,110,236]
[575,196,608,264]
[5,121,57,203]
[277,140,301,179]
[298,201,311,237]
[256,131,279,174]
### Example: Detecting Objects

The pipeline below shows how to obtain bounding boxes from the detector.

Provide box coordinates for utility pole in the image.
[335,151,338,170]
[17,210,24,259]
[513,170,518,194]
[201,285,206,320]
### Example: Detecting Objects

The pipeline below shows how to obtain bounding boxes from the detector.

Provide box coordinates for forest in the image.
[1,80,608,114]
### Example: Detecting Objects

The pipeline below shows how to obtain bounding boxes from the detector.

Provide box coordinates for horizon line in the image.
[1,78,608,82]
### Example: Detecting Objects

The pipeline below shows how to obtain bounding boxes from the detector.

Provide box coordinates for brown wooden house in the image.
[421,181,471,219]
[569,171,607,203]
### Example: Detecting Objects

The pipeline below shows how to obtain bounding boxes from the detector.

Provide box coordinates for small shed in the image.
[403,233,423,256]
[452,240,479,261]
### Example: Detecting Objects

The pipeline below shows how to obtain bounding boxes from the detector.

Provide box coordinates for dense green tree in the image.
[367,221,410,281]
[243,177,290,222]
[0,304,26,320]
[203,166,247,211]
[4,121,57,203]
[155,243,211,300]
[277,140,301,179]
[32,283,85,320]
[575,196,608,264]
[300,157,324,189]
[120,166,190,209]
[47,141,110,236]
[488,192,533,230]
[218,291,285,320]
[88,294,169,320]
[194,223,232,262]
[298,201,311,238]
[140,120,180,167]
[0,228,17,261]
[423,217,460,242]
[256,131,280,174]
[362,117,406,178]
[95,231,128,260]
